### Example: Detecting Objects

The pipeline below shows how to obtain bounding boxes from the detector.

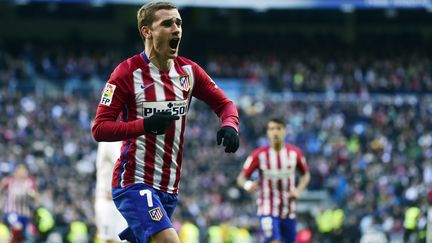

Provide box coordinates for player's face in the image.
[267,121,286,146]
[14,165,28,179]
[149,9,182,59]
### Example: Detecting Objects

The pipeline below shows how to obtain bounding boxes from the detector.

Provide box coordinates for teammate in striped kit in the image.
[92,1,239,243]
[1,164,37,242]
[237,118,310,243]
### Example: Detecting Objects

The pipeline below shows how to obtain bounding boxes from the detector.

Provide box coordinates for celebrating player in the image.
[237,118,310,243]
[91,1,240,243]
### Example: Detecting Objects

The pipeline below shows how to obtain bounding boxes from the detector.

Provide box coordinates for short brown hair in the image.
[268,117,285,126]
[137,1,177,42]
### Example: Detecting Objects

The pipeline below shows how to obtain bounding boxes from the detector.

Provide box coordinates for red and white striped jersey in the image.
[92,52,239,194]
[1,176,36,217]
[242,144,309,218]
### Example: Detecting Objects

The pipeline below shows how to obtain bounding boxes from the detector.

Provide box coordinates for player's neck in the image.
[151,57,172,71]
[272,142,284,151]
[145,48,172,71]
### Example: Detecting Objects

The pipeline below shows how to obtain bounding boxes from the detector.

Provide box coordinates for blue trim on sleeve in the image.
[122,104,128,121]
[118,140,132,187]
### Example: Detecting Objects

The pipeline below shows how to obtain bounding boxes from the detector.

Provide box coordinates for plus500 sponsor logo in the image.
[262,169,292,179]
[142,101,188,117]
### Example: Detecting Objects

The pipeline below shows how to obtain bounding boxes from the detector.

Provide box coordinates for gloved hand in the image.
[144,111,180,135]
[217,126,239,153]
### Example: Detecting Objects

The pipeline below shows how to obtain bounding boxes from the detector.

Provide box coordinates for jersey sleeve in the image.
[296,148,309,174]
[28,177,37,192]
[1,178,9,190]
[191,63,239,132]
[92,64,145,141]
[242,150,260,178]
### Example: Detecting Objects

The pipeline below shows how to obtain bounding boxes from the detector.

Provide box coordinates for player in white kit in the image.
[95,141,128,243]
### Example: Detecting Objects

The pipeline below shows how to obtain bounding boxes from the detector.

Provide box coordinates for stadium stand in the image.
[1,1,431,242]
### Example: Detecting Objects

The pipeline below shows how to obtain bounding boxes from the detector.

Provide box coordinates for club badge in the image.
[179,75,190,92]
[149,207,163,221]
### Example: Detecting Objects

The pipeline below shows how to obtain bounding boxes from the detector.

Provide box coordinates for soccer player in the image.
[91,1,240,243]
[237,118,310,243]
[95,141,128,243]
[1,164,37,242]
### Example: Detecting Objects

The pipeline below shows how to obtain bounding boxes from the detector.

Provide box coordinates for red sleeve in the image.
[191,63,239,132]
[296,148,309,174]
[1,177,10,189]
[242,150,260,178]
[92,63,145,141]
[29,177,37,191]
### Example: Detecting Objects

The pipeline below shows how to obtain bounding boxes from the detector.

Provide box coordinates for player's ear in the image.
[141,26,152,39]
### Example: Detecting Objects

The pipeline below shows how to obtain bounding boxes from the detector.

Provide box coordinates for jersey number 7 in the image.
[139,189,154,207]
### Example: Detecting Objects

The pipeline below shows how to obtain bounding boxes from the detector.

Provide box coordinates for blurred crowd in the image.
[206,52,432,94]
[1,43,431,242]
[1,43,431,95]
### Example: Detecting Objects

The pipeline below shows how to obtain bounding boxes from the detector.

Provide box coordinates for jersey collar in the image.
[141,51,150,64]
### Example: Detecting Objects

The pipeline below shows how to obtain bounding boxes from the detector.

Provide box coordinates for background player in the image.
[92,1,240,242]
[237,118,310,243]
[95,141,128,243]
[1,164,37,243]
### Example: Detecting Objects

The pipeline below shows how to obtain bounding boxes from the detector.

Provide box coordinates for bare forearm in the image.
[237,174,247,188]
[297,172,310,193]
[237,173,258,192]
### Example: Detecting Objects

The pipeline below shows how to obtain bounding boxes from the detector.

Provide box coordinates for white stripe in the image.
[259,151,270,215]
[288,150,297,192]
[288,150,297,217]
[133,69,146,185]
[280,147,290,218]
[257,152,265,215]
[166,67,184,192]
[148,64,166,189]
[269,148,280,217]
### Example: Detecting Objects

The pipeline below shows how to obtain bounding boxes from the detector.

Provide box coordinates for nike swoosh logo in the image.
[140,82,155,90]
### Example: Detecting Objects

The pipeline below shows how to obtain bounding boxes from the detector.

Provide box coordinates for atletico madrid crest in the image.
[149,207,163,221]
[179,75,190,92]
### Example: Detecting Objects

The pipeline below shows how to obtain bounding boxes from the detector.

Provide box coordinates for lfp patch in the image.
[148,207,163,221]
[100,83,116,106]
[179,75,190,92]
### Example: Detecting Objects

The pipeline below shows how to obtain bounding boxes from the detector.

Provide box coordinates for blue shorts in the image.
[112,183,178,243]
[260,216,297,243]
[4,213,30,237]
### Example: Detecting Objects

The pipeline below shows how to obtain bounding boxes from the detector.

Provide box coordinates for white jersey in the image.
[95,141,127,241]
[95,141,122,199]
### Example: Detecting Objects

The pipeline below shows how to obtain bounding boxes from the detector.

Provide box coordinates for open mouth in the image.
[169,38,180,50]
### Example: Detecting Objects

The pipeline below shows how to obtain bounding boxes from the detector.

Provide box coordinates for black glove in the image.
[144,111,180,135]
[217,126,239,153]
